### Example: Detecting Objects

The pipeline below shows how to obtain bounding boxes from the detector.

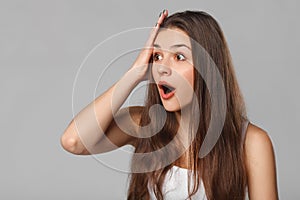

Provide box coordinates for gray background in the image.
[1,0,299,199]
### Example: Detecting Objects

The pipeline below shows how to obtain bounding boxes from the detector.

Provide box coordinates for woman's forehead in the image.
[154,28,191,49]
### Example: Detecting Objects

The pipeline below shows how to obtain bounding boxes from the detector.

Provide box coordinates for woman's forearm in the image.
[61,69,141,154]
[93,69,141,138]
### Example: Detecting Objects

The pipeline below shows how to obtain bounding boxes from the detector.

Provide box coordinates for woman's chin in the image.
[161,102,181,112]
[161,100,192,113]
[160,94,193,112]
[164,107,180,112]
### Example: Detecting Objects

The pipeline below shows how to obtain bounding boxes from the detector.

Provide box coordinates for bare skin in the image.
[244,123,279,199]
[60,9,278,199]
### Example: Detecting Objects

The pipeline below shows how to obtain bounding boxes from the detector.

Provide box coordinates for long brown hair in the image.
[127,10,248,200]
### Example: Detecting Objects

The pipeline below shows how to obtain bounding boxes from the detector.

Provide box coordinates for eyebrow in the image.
[153,44,191,50]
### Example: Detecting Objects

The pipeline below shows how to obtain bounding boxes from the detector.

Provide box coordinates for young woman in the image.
[61,10,279,200]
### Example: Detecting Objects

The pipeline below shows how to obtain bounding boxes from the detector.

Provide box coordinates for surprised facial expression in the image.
[152,28,194,112]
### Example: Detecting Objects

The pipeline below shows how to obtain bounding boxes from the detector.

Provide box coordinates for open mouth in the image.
[158,81,176,99]
[160,84,175,94]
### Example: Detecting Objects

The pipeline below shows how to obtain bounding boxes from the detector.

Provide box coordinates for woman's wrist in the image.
[124,67,147,87]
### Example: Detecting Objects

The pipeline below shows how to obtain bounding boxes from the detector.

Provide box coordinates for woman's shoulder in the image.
[244,122,273,151]
[244,122,275,159]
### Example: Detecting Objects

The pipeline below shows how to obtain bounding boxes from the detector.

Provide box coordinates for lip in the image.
[158,81,176,100]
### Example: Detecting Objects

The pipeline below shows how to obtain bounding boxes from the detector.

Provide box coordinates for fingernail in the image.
[163,9,166,14]
[155,23,158,27]
[159,12,162,17]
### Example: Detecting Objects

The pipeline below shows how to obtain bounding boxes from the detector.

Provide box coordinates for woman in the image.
[61,10,278,200]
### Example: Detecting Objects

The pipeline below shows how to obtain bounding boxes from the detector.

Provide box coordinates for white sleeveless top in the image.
[147,120,250,200]
[147,165,208,200]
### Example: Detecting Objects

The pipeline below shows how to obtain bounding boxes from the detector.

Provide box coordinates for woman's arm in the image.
[60,10,168,155]
[60,74,141,155]
[245,123,279,200]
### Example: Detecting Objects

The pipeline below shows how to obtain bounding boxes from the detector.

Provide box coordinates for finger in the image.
[156,9,168,26]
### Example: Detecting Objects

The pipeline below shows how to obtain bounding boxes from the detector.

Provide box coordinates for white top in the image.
[147,165,208,200]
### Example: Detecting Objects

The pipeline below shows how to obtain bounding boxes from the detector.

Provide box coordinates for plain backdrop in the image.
[1,0,299,199]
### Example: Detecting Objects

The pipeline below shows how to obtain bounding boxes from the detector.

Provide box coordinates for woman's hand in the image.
[129,9,168,82]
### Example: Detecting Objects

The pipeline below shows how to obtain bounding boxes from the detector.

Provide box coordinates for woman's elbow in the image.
[60,133,75,153]
[60,133,83,155]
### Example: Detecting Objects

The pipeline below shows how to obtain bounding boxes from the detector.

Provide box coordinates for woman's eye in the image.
[153,53,162,61]
[176,53,186,61]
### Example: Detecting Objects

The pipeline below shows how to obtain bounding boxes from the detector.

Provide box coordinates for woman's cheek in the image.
[151,65,158,81]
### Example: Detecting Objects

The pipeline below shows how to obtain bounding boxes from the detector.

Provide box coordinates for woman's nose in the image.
[157,64,171,76]
[157,59,172,76]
